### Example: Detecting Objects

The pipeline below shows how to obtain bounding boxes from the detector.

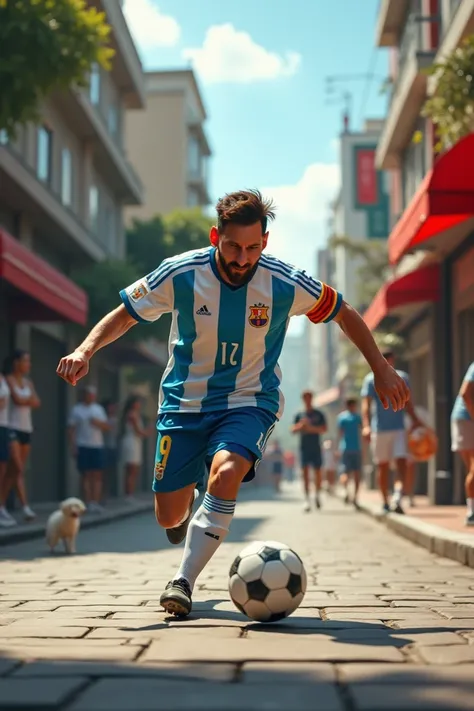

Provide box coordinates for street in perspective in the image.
[3,0,474,709]
[1,484,474,711]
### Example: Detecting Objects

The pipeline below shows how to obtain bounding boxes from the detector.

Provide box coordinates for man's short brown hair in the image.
[216,189,276,235]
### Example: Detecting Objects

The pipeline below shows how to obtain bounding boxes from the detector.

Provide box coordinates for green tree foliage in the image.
[71,208,213,351]
[0,0,113,135]
[126,208,213,275]
[421,34,474,152]
[71,259,145,344]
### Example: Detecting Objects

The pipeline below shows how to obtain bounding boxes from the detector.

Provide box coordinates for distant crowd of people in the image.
[267,350,474,527]
[0,348,154,527]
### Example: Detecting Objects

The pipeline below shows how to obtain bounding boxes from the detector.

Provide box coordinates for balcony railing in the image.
[389,14,439,106]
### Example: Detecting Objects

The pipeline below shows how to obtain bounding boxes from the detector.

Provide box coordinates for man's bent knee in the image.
[208,451,252,499]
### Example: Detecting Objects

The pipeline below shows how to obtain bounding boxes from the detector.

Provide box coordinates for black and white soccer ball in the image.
[228,540,307,622]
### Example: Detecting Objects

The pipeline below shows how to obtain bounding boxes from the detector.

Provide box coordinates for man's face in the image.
[84,389,96,404]
[213,222,268,286]
[303,393,313,409]
[348,401,357,413]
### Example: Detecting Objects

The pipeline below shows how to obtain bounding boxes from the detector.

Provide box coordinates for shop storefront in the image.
[365,133,474,504]
[0,228,88,501]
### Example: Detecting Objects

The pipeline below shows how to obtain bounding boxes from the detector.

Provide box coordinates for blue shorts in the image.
[301,448,322,468]
[152,407,277,493]
[77,446,106,473]
[342,450,362,472]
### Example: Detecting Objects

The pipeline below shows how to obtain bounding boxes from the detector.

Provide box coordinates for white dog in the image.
[46,497,87,554]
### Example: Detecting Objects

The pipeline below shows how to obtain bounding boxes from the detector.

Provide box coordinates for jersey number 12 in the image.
[221,341,239,366]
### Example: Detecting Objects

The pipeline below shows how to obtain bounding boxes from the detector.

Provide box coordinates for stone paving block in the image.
[390,600,455,608]
[316,628,466,646]
[435,610,474,619]
[349,683,474,710]
[68,678,344,711]
[140,637,405,663]
[394,620,474,630]
[338,663,474,685]
[0,676,88,709]
[0,625,89,638]
[13,661,235,681]
[241,662,336,683]
[246,622,386,636]
[0,644,142,662]
[418,644,474,664]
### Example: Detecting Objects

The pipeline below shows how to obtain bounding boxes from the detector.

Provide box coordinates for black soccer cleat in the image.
[160,578,192,617]
[165,489,198,545]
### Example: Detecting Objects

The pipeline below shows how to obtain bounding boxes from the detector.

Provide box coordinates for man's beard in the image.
[217,251,259,286]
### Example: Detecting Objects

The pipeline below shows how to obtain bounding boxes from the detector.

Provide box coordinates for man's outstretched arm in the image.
[333,301,410,412]
[57,304,136,386]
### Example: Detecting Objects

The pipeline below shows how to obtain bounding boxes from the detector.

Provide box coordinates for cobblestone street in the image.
[1,484,474,710]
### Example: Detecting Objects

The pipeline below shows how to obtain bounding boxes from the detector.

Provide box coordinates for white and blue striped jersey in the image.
[120,247,343,419]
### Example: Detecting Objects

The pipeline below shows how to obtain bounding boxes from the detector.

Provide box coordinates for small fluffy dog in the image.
[46,497,87,554]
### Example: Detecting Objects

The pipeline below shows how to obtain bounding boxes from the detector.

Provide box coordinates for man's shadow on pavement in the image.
[122,599,453,649]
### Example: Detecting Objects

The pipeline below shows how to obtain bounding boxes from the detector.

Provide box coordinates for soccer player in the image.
[291,391,327,511]
[451,361,474,525]
[337,398,362,507]
[361,350,421,515]
[57,189,410,617]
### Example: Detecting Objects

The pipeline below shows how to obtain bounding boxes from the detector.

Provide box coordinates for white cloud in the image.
[183,24,301,84]
[123,0,180,49]
[262,163,340,335]
[262,163,340,269]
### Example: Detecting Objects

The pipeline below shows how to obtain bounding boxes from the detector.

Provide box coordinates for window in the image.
[187,136,200,177]
[89,185,99,233]
[105,206,116,252]
[187,188,200,207]
[108,105,119,138]
[37,126,52,183]
[401,121,425,209]
[61,148,72,206]
[0,130,8,145]
[90,64,100,105]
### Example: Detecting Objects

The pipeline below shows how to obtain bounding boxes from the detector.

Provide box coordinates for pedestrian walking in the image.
[119,395,154,501]
[451,361,474,525]
[291,390,327,512]
[337,398,362,507]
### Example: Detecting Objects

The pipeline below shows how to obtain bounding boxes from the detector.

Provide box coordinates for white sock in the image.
[174,492,236,591]
[467,498,474,515]
[392,485,403,504]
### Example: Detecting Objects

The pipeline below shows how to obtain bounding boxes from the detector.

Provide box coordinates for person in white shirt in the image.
[68,385,109,513]
[119,395,154,500]
[0,374,17,527]
[3,350,40,522]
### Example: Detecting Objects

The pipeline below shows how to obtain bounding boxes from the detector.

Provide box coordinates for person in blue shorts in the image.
[337,398,362,507]
[57,189,410,617]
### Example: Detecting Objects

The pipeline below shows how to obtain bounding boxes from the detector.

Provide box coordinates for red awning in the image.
[363,263,440,331]
[388,133,474,265]
[0,229,88,325]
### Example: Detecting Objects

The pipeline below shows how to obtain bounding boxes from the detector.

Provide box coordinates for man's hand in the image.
[362,425,371,442]
[374,363,410,412]
[57,350,89,386]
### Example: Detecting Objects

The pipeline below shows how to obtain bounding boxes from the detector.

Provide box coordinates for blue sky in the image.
[123,0,388,332]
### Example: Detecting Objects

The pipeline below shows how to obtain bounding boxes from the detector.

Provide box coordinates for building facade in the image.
[314,119,390,416]
[364,0,474,504]
[125,69,212,223]
[0,0,152,501]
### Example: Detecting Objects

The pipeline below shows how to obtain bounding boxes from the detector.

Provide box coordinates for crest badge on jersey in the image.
[249,303,270,328]
[130,281,149,302]
[154,462,165,480]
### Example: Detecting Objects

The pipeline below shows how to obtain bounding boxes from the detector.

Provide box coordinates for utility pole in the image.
[325,73,384,133]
